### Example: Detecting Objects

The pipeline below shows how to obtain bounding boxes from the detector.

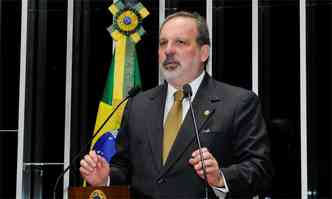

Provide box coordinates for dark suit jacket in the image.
[110,74,272,199]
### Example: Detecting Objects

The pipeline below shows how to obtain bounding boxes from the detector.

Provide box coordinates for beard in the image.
[160,56,183,82]
[160,64,183,82]
[159,54,201,84]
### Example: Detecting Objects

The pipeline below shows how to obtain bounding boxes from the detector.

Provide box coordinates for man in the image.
[80,11,272,198]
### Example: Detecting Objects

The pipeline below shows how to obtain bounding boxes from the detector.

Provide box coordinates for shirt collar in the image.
[167,71,205,100]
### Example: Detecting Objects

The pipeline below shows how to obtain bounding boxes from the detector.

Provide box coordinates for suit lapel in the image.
[145,84,167,172]
[160,75,220,176]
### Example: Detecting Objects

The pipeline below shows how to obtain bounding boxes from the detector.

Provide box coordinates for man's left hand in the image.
[189,147,225,188]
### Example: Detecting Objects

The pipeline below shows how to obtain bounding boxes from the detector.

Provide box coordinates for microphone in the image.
[52,86,141,199]
[183,84,209,199]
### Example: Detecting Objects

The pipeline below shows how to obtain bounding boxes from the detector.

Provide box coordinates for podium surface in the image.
[68,186,130,199]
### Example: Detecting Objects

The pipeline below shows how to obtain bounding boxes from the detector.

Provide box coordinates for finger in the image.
[196,170,206,179]
[193,159,215,171]
[89,150,98,162]
[197,169,206,176]
[188,157,198,166]
[189,157,202,167]
[80,159,96,172]
[192,152,212,164]
[197,166,219,175]
[204,157,218,168]
[79,166,92,177]
[189,156,206,166]
[80,159,93,172]
[189,157,198,166]
[96,155,109,168]
[84,154,97,169]
[191,148,208,157]
[195,166,218,177]
[190,153,206,165]
[205,166,220,174]
[193,149,211,160]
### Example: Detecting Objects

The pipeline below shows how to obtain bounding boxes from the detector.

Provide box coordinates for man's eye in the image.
[159,41,167,47]
[175,40,187,46]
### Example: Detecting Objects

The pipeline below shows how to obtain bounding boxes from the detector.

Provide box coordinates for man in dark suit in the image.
[80,11,272,198]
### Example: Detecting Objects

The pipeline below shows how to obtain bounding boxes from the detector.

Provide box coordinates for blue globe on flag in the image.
[93,132,117,163]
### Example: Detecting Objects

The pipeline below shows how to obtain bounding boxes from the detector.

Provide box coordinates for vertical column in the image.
[158,0,165,84]
[63,0,74,198]
[206,0,213,76]
[299,0,308,197]
[252,0,259,188]
[159,0,165,26]
[252,0,258,94]
[0,1,2,40]
[16,0,28,198]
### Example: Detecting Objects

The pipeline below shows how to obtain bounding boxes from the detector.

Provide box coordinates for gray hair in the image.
[160,11,210,47]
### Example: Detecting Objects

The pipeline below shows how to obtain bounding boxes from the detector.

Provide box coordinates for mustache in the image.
[162,55,180,66]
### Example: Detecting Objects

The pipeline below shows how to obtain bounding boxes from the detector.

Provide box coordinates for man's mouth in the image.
[163,63,178,70]
[163,59,180,70]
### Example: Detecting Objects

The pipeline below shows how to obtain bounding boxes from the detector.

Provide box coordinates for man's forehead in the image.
[165,16,196,24]
[160,17,198,38]
[161,17,197,32]
[159,35,191,41]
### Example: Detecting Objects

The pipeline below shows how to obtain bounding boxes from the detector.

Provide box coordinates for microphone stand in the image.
[52,87,140,199]
[183,84,209,199]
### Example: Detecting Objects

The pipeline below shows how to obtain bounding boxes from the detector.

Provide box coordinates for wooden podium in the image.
[68,186,130,199]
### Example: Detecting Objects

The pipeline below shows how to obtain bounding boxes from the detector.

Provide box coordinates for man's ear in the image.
[200,44,209,63]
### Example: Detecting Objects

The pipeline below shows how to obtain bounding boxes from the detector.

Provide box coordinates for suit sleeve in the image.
[221,91,273,196]
[108,99,132,185]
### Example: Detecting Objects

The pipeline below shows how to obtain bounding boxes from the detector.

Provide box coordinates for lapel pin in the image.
[203,110,210,116]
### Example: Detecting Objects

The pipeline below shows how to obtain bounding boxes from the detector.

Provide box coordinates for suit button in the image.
[157,178,165,184]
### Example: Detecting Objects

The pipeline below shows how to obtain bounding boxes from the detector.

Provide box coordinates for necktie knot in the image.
[174,90,184,102]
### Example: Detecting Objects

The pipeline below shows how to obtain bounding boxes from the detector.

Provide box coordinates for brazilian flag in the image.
[91,40,142,148]
[91,0,149,153]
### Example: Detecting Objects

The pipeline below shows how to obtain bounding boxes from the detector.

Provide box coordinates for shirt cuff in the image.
[211,170,229,198]
[106,176,111,186]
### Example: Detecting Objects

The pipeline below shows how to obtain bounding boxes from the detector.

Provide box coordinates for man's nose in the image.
[164,43,176,55]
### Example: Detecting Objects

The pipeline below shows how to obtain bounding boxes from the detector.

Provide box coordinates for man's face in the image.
[159,17,209,88]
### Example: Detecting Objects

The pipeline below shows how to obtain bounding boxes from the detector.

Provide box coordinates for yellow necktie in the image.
[163,90,184,164]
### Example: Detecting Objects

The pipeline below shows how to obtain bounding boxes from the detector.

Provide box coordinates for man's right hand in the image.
[79,150,110,186]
